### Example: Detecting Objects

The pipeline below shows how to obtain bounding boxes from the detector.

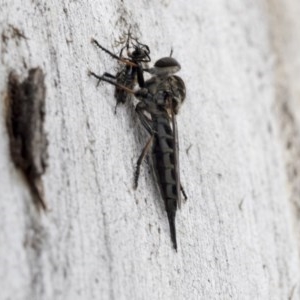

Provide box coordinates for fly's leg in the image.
[135,102,154,135]
[180,184,188,201]
[119,26,132,58]
[134,102,155,189]
[114,101,122,114]
[92,38,137,67]
[94,72,117,87]
[102,72,117,79]
[92,38,122,61]
[119,43,128,58]
[136,63,145,87]
[134,135,154,189]
[88,71,135,94]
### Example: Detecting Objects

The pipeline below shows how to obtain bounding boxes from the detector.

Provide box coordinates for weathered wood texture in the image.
[0,1,300,299]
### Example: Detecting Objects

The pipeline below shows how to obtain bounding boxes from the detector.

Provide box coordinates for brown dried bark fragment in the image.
[6,67,48,210]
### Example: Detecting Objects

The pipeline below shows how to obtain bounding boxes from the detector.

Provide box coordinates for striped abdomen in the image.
[152,113,179,250]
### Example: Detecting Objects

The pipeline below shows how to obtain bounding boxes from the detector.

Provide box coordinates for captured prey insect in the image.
[91,31,150,112]
[89,48,187,251]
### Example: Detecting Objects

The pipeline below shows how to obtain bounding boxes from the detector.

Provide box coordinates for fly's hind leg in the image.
[134,102,155,189]
[180,183,188,202]
[134,135,154,189]
[135,102,154,135]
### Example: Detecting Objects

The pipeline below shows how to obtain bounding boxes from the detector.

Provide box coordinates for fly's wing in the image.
[170,103,182,209]
[166,76,185,209]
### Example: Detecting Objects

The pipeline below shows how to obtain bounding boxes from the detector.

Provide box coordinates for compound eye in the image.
[154,57,181,69]
[151,57,181,75]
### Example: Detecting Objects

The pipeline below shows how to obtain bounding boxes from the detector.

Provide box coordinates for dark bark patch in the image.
[6,67,48,211]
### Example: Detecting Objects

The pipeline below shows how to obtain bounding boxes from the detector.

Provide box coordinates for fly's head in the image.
[145,57,181,77]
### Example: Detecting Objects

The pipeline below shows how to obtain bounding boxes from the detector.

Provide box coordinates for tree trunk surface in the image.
[0,1,300,299]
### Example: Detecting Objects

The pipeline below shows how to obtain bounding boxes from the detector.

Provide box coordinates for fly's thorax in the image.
[147,75,186,114]
[142,76,162,95]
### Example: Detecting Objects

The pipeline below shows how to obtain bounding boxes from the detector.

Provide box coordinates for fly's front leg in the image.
[136,62,145,88]
[92,38,137,67]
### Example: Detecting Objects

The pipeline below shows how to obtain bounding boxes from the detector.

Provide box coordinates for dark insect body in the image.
[6,68,48,211]
[134,58,187,251]
[91,32,150,112]
[90,41,187,250]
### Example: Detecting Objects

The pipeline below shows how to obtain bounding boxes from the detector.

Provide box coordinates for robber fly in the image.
[134,57,187,251]
[91,30,150,112]
[89,47,187,251]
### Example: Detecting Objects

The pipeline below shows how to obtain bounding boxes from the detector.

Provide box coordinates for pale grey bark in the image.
[0,1,300,299]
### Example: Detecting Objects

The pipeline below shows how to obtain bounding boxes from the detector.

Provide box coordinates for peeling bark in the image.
[6,68,48,210]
